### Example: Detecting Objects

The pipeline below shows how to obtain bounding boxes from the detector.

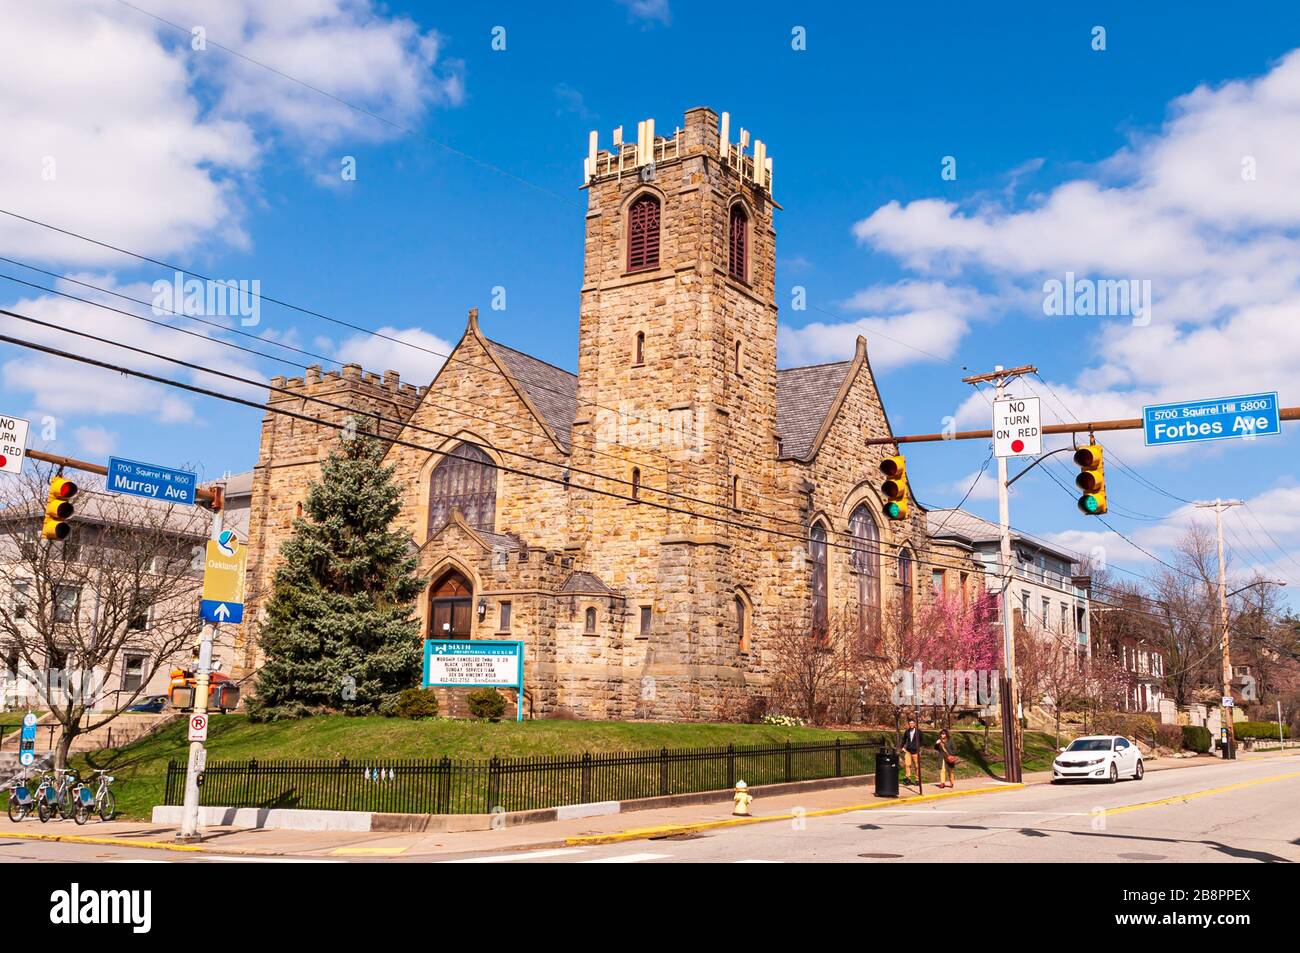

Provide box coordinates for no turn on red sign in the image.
[993,396,1042,458]
[188,712,209,742]
[0,414,31,475]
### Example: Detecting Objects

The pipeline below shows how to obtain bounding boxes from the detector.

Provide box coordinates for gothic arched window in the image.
[427,443,496,537]
[627,195,661,271]
[728,204,748,281]
[850,505,881,645]
[810,521,828,635]
[898,546,914,630]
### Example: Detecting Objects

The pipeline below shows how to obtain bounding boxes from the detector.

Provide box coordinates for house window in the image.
[897,548,913,629]
[735,595,749,653]
[639,605,652,638]
[428,442,497,537]
[53,585,80,624]
[121,654,146,693]
[627,194,661,271]
[634,331,645,365]
[127,589,153,631]
[13,580,30,620]
[498,601,512,633]
[932,569,945,596]
[728,204,748,280]
[849,505,880,645]
[810,522,828,635]
[631,467,641,500]
[584,607,597,634]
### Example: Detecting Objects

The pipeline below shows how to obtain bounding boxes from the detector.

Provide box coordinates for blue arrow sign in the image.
[1143,392,1281,448]
[200,599,244,624]
[107,456,198,505]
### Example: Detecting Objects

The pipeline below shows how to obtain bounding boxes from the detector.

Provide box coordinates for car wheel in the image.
[1134,759,1144,781]
[1108,763,1118,783]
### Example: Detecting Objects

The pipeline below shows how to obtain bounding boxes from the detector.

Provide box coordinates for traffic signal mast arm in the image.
[26,448,222,508]
[863,407,1300,446]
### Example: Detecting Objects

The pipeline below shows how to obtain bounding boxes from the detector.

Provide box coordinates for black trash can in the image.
[874,748,900,798]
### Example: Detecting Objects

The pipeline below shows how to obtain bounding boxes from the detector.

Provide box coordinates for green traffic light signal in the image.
[885,501,902,519]
[1079,494,1101,514]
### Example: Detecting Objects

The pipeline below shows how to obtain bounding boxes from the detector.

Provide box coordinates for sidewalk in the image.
[2,747,1292,859]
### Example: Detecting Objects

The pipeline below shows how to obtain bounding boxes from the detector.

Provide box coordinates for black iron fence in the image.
[163,736,892,815]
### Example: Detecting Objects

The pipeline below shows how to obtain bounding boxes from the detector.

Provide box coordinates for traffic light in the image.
[42,476,78,540]
[1073,442,1108,515]
[880,454,910,521]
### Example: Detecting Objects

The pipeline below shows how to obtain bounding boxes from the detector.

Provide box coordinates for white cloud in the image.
[847,48,1300,418]
[332,326,454,386]
[73,426,118,458]
[778,281,997,370]
[617,0,672,27]
[0,0,461,267]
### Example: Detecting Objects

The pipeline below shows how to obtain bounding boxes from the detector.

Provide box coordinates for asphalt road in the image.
[2,758,1296,863]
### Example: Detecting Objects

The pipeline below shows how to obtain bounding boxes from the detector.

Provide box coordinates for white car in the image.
[1051,735,1144,783]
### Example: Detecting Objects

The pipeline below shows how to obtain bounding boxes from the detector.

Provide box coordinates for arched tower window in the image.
[728,204,748,281]
[735,594,750,653]
[427,443,496,537]
[635,330,645,365]
[850,505,881,646]
[631,467,641,500]
[735,339,744,375]
[732,475,740,510]
[897,546,914,630]
[810,522,828,635]
[627,195,661,272]
[584,606,597,634]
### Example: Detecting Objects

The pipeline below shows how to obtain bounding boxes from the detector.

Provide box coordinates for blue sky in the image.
[2,0,1299,603]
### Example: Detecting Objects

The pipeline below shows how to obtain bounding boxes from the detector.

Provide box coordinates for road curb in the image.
[564,781,1026,846]
[0,830,211,853]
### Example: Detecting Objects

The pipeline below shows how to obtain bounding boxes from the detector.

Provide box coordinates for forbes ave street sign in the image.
[1143,392,1281,447]
[107,456,197,505]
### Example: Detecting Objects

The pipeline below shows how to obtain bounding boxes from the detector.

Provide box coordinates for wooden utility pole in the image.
[960,364,1037,783]
[1195,498,1243,760]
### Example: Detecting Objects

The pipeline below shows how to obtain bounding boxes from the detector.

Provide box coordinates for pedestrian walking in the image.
[899,717,922,785]
[935,728,958,788]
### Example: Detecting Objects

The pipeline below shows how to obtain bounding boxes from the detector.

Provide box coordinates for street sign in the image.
[0,414,31,475]
[1143,392,1281,447]
[424,640,525,722]
[1222,696,1234,708]
[188,712,208,741]
[107,456,197,505]
[993,396,1042,458]
[19,711,37,766]
[200,530,247,625]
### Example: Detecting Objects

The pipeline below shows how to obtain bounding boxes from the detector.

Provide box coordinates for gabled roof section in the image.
[775,360,854,460]
[560,570,618,596]
[484,337,578,451]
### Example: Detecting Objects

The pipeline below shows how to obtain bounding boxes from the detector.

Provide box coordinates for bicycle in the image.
[72,769,116,824]
[36,768,78,823]
[4,770,37,822]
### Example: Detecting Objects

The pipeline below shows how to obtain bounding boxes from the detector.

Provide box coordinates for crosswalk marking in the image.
[441,847,589,863]
[580,852,671,864]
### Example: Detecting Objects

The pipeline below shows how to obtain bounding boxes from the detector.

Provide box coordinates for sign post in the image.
[423,640,526,722]
[178,499,237,842]
[0,414,31,476]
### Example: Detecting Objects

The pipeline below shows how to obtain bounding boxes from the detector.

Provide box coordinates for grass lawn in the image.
[70,715,1061,819]
[0,710,42,729]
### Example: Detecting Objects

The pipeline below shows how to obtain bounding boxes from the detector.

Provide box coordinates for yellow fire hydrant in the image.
[732,780,753,816]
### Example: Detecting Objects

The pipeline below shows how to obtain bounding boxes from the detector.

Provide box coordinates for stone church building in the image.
[235,107,981,720]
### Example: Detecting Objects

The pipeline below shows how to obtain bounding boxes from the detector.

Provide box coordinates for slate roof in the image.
[485,339,578,451]
[559,571,616,596]
[774,360,854,460]
[927,508,1083,565]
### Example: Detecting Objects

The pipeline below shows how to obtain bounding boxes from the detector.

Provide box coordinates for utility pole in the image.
[1194,498,1243,760]
[961,364,1036,783]
[177,485,225,842]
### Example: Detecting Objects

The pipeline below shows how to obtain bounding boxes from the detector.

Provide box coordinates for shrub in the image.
[467,688,507,721]
[1182,725,1212,753]
[393,688,439,720]
[1234,721,1290,740]
[743,696,770,724]
[761,713,804,727]
[1155,724,1183,750]
[1092,711,1158,741]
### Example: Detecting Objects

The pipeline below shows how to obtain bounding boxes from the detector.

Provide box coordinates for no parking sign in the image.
[188,712,209,742]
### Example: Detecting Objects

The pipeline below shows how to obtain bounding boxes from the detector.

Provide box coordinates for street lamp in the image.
[1226,580,1287,599]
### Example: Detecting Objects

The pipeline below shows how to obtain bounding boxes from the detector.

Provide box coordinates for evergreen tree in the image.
[250,423,423,719]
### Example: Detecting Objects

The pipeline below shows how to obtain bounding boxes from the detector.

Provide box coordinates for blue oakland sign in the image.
[107,456,198,505]
[1143,392,1281,448]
